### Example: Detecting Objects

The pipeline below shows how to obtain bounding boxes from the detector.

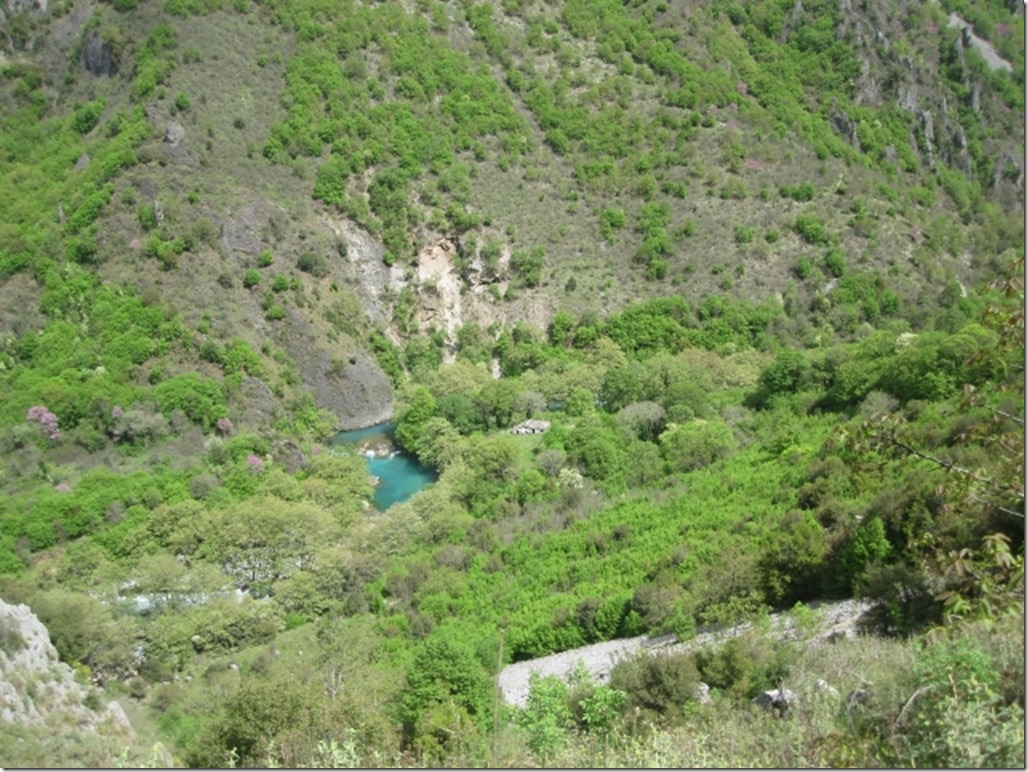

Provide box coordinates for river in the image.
[332,422,437,511]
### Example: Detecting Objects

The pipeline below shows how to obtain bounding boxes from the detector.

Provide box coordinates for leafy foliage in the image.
[0,0,1022,766]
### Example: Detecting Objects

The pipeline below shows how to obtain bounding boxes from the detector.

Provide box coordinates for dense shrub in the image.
[779,182,815,202]
[755,349,812,404]
[693,633,790,700]
[793,212,830,245]
[70,99,105,134]
[297,251,329,277]
[510,246,544,288]
[27,589,139,682]
[609,651,701,723]
[659,418,736,472]
[152,373,227,430]
[889,631,1025,768]
[400,636,492,743]
[824,247,847,278]
[242,268,260,288]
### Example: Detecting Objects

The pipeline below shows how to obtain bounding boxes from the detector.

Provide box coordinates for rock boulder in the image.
[80,30,118,76]
[752,688,797,717]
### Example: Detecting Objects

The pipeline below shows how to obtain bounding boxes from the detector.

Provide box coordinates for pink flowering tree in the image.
[247,454,264,475]
[26,406,60,442]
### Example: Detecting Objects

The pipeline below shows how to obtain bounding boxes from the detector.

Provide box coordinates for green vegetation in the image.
[0,0,1022,766]
[2,267,1021,765]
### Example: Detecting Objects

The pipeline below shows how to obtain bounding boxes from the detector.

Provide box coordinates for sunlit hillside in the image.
[0,0,1023,766]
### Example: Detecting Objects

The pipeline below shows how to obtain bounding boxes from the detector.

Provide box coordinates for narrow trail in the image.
[497,599,874,708]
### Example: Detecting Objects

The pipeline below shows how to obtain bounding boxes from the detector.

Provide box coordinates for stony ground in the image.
[497,599,875,708]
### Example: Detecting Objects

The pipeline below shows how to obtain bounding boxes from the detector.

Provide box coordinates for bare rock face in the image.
[0,599,131,733]
[322,214,405,326]
[846,686,872,711]
[0,272,46,338]
[233,375,280,430]
[0,600,65,726]
[163,122,187,161]
[272,439,307,473]
[0,0,47,35]
[80,29,118,76]
[696,682,712,705]
[830,108,861,152]
[221,199,284,256]
[276,305,395,431]
[916,108,935,168]
[0,600,174,767]
[815,678,840,700]
[415,237,464,358]
[4,0,46,15]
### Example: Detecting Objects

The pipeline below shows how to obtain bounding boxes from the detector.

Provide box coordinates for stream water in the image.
[332,422,437,511]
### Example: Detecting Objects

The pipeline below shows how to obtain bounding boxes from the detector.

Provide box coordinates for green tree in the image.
[299,453,374,524]
[400,636,492,745]
[565,386,596,417]
[517,673,573,763]
[614,401,666,441]
[437,393,485,434]
[834,515,893,596]
[566,419,626,484]
[548,310,576,347]
[465,434,519,483]
[758,509,828,604]
[755,349,812,405]
[414,416,462,470]
[599,363,644,412]
[395,386,438,452]
[475,379,520,429]
[659,419,737,473]
[199,497,340,595]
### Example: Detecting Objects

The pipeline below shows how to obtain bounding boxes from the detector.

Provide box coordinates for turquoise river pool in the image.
[332,422,437,511]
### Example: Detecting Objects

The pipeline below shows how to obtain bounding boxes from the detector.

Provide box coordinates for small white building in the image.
[511,419,550,435]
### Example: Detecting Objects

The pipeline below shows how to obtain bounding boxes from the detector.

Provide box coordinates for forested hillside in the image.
[0,0,1023,766]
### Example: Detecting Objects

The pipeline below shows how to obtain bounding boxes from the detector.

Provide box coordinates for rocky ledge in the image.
[0,599,132,732]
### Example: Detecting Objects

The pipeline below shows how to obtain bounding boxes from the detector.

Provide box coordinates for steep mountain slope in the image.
[1,0,1022,387]
[0,0,1023,766]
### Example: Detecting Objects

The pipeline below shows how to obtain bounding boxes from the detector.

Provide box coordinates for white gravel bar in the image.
[497,599,874,708]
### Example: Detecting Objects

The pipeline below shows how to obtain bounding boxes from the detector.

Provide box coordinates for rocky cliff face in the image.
[834,0,1023,209]
[0,598,176,767]
[0,598,131,732]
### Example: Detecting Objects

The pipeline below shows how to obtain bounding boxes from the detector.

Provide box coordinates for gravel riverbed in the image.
[497,599,874,708]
